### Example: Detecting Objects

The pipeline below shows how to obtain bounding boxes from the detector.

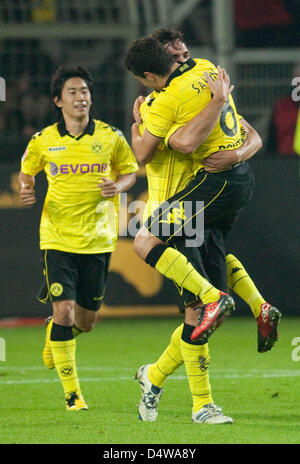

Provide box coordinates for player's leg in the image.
[137,243,231,423]
[181,307,233,424]
[189,167,255,340]
[38,250,78,370]
[136,245,206,421]
[210,211,281,352]
[43,316,55,369]
[146,323,185,389]
[202,227,227,292]
[201,221,281,352]
[179,243,232,424]
[135,323,184,421]
[42,306,90,369]
[140,230,234,341]
[226,253,269,318]
[75,251,111,328]
[226,254,281,352]
[134,225,221,306]
[50,299,88,411]
[182,306,212,416]
[73,303,98,335]
[38,250,87,410]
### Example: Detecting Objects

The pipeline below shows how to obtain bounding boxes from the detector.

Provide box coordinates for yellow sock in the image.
[155,247,220,304]
[148,323,184,388]
[50,338,81,396]
[180,339,213,413]
[226,254,265,318]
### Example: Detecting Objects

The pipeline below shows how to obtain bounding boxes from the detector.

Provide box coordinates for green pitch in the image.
[0,316,299,444]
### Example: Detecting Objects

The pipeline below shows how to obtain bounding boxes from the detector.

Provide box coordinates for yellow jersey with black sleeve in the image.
[138,91,195,221]
[145,58,245,174]
[21,118,138,253]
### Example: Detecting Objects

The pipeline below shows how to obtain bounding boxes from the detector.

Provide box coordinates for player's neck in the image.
[158,62,181,89]
[63,114,90,136]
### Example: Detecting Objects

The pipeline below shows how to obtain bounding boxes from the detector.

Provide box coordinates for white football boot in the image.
[135,364,163,422]
[192,403,233,424]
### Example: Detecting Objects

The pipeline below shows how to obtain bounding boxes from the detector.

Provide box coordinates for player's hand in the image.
[98,177,120,198]
[202,150,240,172]
[132,96,145,124]
[204,65,234,104]
[19,183,36,206]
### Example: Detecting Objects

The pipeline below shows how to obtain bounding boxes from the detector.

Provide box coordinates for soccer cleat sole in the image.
[222,296,235,317]
[192,415,233,425]
[258,306,281,353]
[66,404,89,411]
[192,404,233,424]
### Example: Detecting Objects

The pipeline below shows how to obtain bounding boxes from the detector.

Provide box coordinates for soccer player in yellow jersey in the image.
[19,66,138,411]
[125,36,280,423]
[133,68,241,424]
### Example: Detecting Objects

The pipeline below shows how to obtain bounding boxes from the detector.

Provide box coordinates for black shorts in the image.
[37,250,111,311]
[144,162,255,247]
[145,163,254,311]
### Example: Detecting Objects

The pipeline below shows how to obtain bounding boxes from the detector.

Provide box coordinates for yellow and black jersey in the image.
[139,92,195,220]
[21,118,138,253]
[145,58,245,174]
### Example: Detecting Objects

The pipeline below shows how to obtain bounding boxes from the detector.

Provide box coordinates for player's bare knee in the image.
[53,300,74,326]
[134,227,163,260]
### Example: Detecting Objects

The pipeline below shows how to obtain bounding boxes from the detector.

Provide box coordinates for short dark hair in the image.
[151,27,184,45]
[124,37,175,78]
[51,65,94,118]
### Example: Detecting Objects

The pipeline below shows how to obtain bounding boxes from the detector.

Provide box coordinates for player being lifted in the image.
[19,66,138,411]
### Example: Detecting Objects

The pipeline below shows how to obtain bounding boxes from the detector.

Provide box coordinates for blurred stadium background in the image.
[0,0,299,322]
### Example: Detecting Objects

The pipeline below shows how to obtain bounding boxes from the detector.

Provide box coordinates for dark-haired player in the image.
[19,66,138,411]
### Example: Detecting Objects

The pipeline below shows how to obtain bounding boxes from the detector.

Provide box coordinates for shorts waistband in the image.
[197,161,249,178]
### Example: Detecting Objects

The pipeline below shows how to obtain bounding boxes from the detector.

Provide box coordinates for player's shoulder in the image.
[28,123,57,144]
[153,86,178,107]
[194,57,216,68]
[188,58,218,80]
[93,119,125,139]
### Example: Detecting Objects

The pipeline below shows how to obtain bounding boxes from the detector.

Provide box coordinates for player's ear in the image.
[53,96,62,108]
[144,72,156,82]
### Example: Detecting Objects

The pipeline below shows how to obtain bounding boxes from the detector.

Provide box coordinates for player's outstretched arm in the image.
[18,172,36,206]
[168,66,234,153]
[202,119,262,172]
